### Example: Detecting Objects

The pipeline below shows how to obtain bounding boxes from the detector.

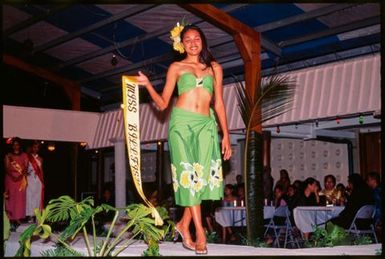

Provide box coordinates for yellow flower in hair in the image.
[170,22,184,38]
[170,22,185,54]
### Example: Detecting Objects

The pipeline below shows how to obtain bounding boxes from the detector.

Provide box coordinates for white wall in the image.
[3,105,99,144]
[223,138,350,187]
[271,138,349,186]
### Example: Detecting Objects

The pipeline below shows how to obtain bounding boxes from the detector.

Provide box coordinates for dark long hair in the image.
[300,177,317,194]
[179,24,216,71]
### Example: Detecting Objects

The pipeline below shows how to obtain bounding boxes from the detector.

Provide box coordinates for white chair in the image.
[264,206,300,248]
[346,204,378,243]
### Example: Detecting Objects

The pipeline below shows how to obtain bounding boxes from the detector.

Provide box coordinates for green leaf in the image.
[40,244,84,257]
[47,195,93,222]
[39,224,52,239]
[60,207,94,240]
[15,224,37,256]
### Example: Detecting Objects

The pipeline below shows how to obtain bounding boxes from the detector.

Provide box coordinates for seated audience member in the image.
[319,174,344,206]
[221,184,238,243]
[264,184,289,245]
[95,185,116,233]
[292,177,320,208]
[292,180,302,191]
[222,184,237,207]
[201,200,221,234]
[336,183,346,203]
[274,169,291,194]
[366,172,383,229]
[330,174,374,230]
[291,177,320,239]
[236,184,245,206]
[286,184,297,210]
[273,184,288,208]
[233,174,244,196]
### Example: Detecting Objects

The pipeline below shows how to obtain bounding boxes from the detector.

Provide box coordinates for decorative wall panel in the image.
[270,138,349,187]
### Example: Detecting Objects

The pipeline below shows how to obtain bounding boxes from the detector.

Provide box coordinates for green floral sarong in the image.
[168,107,224,206]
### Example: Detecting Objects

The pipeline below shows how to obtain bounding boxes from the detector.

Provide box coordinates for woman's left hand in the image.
[136,71,150,88]
[222,135,232,161]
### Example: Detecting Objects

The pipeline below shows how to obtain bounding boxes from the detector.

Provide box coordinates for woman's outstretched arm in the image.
[137,63,178,111]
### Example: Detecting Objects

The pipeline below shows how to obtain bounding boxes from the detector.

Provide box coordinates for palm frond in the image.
[234,74,296,129]
[233,75,253,125]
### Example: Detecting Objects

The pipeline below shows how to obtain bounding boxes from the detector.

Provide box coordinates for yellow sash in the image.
[121,76,163,226]
[10,160,27,192]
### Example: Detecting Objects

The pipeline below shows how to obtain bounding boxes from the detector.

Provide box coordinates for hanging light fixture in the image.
[47,142,55,152]
[276,126,280,133]
[336,116,341,124]
[315,120,319,127]
[111,54,118,66]
[6,137,12,145]
[80,142,87,148]
[359,114,364,124]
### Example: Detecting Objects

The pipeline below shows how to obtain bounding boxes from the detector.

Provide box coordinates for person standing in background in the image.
[26,141,45,223]
[366,171,383,239]
[263,166,274,202]
[4,137,29,231]
[274,169,291,194]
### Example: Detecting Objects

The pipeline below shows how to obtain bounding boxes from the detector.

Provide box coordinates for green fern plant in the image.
[40,244,84,257]
[305,224,351,247]
[206,231,219,243]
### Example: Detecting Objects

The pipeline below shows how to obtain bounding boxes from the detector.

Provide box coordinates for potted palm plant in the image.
[16,195,173,256]
[234,73,296,244]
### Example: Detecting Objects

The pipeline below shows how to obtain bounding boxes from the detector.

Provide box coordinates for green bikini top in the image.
[177,72,214,95]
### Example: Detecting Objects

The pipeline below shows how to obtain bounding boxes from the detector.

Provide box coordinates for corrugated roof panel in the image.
[317,4,380,28]
[10,21,67,46]
[265,53,380,126]
[96,4,136,15]
[3,4,31,31]
[76,53,132,75]
[125,4,190,33]
[44,37,101,61]
[89,54,380,148]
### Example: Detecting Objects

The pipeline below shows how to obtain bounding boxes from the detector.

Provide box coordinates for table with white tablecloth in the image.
[293,206,345,233]
[215,206,275,227]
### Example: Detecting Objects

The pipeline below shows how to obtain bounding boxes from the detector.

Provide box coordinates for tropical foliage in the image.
[16,195,173,257]
[305,224,350,247]
[234,74,296,242]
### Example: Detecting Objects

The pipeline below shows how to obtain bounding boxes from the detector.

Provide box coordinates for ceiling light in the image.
[111,54,118,66]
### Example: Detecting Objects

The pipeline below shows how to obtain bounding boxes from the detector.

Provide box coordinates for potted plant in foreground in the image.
[16,195,173,256]
[234,74,296,244]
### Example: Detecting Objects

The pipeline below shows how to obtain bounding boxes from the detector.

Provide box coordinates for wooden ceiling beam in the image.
[3,53,80,110]
[181,4,259,39]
